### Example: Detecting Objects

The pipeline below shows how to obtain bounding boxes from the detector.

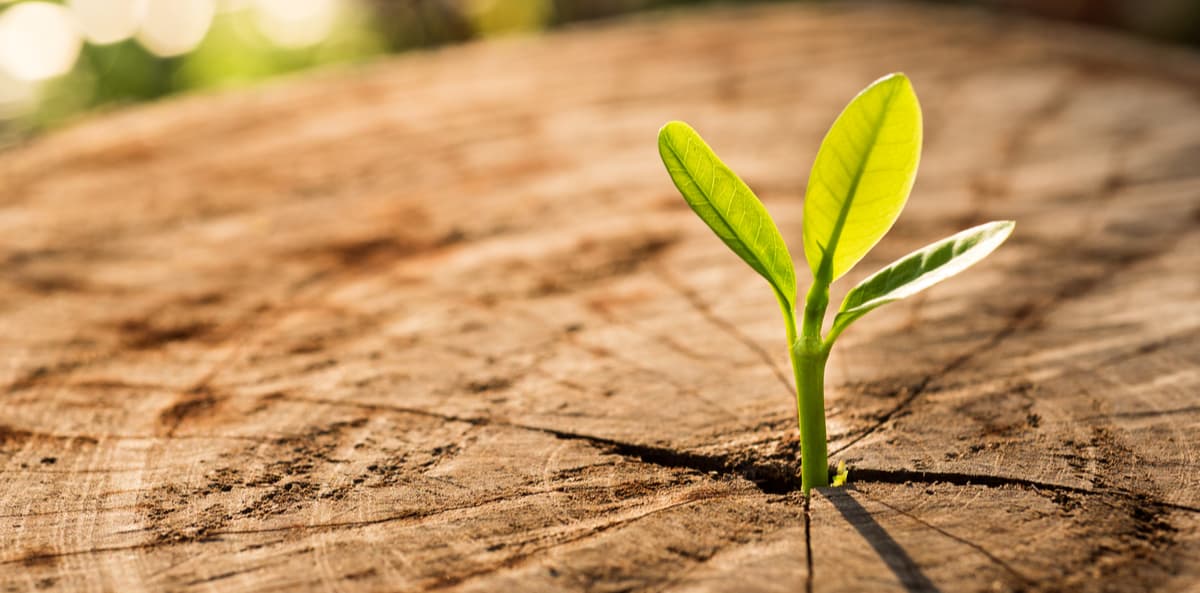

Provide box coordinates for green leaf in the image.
[803,73,923,284]
[658,121,797,306]
[828,221,1015,342]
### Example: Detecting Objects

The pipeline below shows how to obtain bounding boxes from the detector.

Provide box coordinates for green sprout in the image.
[831,460,849,488]
[658,73,1014,494]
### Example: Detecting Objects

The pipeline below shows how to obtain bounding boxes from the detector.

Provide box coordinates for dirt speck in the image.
[344,568,378,581]
[466,377,512,393]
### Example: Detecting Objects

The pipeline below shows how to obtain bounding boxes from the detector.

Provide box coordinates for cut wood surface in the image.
[2,4,1200,592]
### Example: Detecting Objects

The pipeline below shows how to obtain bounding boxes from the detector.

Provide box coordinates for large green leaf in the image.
[828,220,1015,342]
[658,121,797,306]
[803,73,923,284]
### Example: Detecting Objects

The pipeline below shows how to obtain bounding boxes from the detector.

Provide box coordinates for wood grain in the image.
[2,4,1199,592]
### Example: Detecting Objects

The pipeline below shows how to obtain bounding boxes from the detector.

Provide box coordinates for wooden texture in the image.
[2,4,1200,592]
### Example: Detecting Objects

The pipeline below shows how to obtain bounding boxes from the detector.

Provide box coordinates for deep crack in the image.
[848,468,1094,496]
[286,395,802,494]
[803,496,814,593]
[532,426,800,495]
[285,396,1200,513]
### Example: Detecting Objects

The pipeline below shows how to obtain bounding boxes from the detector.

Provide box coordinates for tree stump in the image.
[2,4,1199,592]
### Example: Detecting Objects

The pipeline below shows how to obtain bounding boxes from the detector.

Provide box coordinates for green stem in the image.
[793,346,829,493]
[790,280,832,494]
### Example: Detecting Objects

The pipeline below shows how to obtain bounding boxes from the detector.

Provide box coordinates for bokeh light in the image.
[69,0,146,45]
[253,0,341,48]
[137,0,215,57]
[0,2,83,82]
[0,0,1196,145]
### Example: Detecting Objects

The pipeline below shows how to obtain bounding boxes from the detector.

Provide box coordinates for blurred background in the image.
[0,0,1197,146]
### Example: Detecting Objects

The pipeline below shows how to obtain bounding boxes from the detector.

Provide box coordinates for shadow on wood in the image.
[824,489,941,593]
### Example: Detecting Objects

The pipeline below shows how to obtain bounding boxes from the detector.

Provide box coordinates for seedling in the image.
[658,73,1013,494]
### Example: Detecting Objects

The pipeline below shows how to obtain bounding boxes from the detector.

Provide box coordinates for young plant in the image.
[657,73,1013,494]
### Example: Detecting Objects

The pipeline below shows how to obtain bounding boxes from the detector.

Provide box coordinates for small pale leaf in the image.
[832,460,849,487]
[803,73,923,283]
[829,221,1014,341]
[658,121,797,306]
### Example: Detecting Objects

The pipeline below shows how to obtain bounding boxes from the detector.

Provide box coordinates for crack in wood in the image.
[653,266,794,398]
[425,494,744,591]
[856,489,1037,587]
[849,468,1200,514]
[849,467,1093,495]
[828,300,1036,458]
[0,504,137,519]
[283,395,799,493]
[282,395,1200,514]
[183,562,282,586]
[829,219,1191,459]
[804,496,814,593]
[206,482,599,538]
[561,332,741,420]
[1,542,165,566]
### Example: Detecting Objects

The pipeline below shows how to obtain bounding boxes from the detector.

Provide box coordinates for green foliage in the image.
[803,73,922,284]
[13,6,387,135]
[829,221,1015,343]
[467,0,553,35]
[657,74,1013,494]
[658,121,797,308]
[176,11,386,92]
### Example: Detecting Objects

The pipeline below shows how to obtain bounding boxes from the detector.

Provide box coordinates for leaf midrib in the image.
[814,82,900,283]
[662,136,793,307]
